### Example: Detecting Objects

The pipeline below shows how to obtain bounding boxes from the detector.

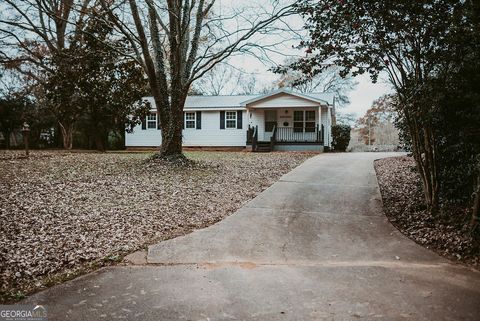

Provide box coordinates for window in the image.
[185,112,196,129]
[226,111,237,129]
[293,111,304,132]
[305,110,316,132]
[264,110,277,132]
[147,113,157,129]
[293,110,316,132]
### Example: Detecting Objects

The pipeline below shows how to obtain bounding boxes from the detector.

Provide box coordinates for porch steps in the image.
[255,141,272,152]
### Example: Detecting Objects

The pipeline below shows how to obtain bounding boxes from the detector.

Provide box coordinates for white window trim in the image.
[293,110,316,132]
[225,111,237,129]
[146,113,157,130]
[184,111,196,129]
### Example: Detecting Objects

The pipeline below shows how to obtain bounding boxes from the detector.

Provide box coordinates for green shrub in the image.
[331,124,351,152]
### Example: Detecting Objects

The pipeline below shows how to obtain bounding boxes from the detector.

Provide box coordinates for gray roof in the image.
[145,90,335,110]
[185,95,257,108]
[308,92,335,105]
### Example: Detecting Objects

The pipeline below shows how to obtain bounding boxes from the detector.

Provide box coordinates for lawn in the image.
[0,150,312,302]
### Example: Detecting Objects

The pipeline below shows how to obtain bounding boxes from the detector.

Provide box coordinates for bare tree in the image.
[99,0,295,159]
[0,0,93,149]
[0,0,92,80]
[192,63,243,95]
[239,74,259,95]
[356,94,398,146]
[374,121,399,146]
[274,59,358,106]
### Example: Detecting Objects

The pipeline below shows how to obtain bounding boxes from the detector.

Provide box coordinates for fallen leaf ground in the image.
[0,150,312,302]
[375,156,479,268]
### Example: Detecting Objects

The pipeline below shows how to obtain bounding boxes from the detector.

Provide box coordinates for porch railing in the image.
[275,125,324,143]
[247,124,324,149]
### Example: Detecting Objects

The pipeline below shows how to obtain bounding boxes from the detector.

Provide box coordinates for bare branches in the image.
[2,0,301,156]
[0,0,97,82]
[189,3,296,84]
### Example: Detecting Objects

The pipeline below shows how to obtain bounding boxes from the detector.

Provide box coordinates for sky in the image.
[0,0,393,119]
[228,55,393,119]
[344,74,392,117]
[217,0,393,119]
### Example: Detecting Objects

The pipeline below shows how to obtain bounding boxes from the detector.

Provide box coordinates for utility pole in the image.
[367,116,371,146]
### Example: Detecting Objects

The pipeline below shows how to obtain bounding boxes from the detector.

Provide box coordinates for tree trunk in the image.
[159,94,186,158]
[59,122,74,149]
[92,124,106,152]
[94,134,105,152]
[471,170,480,231]
[4,129,11,149]
[404,106,439,216]
[11,131,18,147]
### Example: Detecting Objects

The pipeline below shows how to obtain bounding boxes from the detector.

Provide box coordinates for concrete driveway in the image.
[24,153,480,321]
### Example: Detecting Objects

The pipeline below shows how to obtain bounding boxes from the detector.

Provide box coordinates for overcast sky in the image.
[344,74,393,117]
[228,54,393,119]
[218,0,393,119]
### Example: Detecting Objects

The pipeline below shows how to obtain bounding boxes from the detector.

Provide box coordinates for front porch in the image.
[242,90,333,152]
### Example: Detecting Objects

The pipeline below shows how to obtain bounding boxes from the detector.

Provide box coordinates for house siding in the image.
[125,110,247,147]
[318,106,333,147]
[125,125,161,147]
[320,106,331,147]
[125,91,334,149]
[183,110,246,146]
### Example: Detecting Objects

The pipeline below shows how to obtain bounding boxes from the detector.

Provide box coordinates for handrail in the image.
[270,125,277,150]
[246,125,253,144]
[252,125,258,151]
[321,124,325,145]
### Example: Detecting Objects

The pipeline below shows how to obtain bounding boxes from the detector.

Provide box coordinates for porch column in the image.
[318,106,323,144]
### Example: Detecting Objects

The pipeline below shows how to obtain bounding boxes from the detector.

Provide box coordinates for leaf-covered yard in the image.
[375,156,479,268]
[0,151,312,302]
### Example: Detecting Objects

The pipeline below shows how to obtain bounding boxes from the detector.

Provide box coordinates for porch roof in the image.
[241,89,334,107]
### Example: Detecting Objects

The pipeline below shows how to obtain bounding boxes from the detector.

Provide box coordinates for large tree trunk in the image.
[59,122,74,149]
[158,93,186,158]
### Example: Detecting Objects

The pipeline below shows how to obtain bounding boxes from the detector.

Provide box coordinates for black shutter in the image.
[157,112,161,130]
[141,117,146,130]
[196,111,201,129]
[237,110,242,129]
[182,112,185,129]
[220,111,225,129]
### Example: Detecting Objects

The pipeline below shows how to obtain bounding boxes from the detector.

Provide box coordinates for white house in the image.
[125,89,335,152]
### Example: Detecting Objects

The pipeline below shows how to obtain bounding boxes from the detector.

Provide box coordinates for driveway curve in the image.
[24,152,480,321]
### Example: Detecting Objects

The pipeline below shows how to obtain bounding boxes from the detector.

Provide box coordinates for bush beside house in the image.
[331,124,351,152]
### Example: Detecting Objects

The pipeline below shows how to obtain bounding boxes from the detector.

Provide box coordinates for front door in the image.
[264,110,277,140]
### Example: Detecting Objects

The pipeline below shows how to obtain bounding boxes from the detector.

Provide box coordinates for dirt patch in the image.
[375,155,479,268]
[0,150,313,302]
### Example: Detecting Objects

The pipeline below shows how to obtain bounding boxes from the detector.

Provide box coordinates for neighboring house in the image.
[126,89,335,152]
